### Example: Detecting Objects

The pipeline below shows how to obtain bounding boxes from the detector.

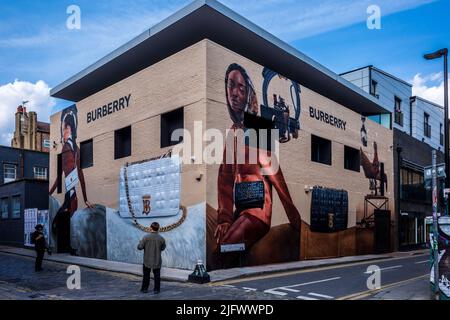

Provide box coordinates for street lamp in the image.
[424,48,449,188]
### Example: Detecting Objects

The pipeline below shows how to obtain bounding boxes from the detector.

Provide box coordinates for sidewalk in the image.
[0,245,426,283]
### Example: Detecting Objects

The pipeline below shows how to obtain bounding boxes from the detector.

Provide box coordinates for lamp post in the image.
[424,48,448,187]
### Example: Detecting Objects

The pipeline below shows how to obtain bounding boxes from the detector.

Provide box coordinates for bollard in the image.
[188,260,210,284]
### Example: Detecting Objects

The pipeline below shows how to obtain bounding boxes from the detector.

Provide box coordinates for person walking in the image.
[137,222,166,294]
[31,224,51,272]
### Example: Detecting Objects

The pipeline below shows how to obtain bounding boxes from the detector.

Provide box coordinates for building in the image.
[11,105,51,153]
[49,0,395,270]
[341,66,445,250]
[0,146,49,247]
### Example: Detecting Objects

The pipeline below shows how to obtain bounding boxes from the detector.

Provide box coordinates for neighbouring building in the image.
[11,105,51,153]
[341,65,445,250]
[0,146,49,247]
[49,0,395,270]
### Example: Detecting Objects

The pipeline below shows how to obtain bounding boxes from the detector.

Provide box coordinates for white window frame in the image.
[4,164,17,183]
[33,166,48,180]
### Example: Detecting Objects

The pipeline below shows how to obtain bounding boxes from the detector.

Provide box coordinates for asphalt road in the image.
[213,253,431,300]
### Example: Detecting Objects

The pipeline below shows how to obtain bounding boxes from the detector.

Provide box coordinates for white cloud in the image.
[411,72,446,106]
[0,80,55,146]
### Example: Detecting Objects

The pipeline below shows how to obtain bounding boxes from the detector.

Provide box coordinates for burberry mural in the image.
[205,45,393,270]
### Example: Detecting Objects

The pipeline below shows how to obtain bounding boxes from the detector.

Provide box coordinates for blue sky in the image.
[0,0,448,145]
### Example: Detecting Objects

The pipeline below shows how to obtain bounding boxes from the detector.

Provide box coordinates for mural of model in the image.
[214,64,301,258]
[360,141,388,195]
[49,105,93,253]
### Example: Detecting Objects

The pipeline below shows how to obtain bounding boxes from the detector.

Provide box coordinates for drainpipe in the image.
[396,145,403,251]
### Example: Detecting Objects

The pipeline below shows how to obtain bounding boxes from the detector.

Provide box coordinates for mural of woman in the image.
[49,106,93,253]
[214,63,301,256]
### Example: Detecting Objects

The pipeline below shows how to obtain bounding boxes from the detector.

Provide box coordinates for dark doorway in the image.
[374,209,391,253]
[54,208,71,253]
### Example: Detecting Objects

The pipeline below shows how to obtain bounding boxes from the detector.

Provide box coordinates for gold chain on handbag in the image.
[123,154,187,233]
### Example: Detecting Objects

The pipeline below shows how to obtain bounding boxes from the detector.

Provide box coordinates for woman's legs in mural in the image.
[217,213,270,268]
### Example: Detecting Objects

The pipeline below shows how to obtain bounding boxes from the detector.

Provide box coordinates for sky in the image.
[0,0,449,146]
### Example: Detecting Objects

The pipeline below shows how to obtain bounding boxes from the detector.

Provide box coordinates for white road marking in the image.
[289,277,341,287]
[364,265,402,274]
[297,295,318,300]
[415,260,429,264]
[264,277,340,296]
[307,292,334,299]
[264,288,288,296]
[221,284,236,288]
[242,287,257,292]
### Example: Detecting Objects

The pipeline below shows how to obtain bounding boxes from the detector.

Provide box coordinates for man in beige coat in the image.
[137,222,166,294]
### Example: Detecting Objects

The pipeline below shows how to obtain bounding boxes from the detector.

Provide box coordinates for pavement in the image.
[0,253,279,300]
[0,245,401,283]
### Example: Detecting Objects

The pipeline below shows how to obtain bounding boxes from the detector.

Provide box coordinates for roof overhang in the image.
[51,0,390,116]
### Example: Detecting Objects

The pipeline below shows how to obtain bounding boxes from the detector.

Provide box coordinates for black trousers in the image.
[35,250,45,271]
[141,265,161,291]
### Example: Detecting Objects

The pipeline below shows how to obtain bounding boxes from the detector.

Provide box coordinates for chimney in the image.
[17,105,23,113]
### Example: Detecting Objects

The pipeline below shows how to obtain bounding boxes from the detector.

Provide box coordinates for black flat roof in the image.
[50,0,390,116]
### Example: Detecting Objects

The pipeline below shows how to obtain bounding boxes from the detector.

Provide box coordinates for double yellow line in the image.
[337,274,429,300]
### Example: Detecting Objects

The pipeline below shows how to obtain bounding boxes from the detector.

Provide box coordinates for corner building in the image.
[49,0,395,270]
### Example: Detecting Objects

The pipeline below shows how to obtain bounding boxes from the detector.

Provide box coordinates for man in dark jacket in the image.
[31,224,50,272]
[137,222,166,294]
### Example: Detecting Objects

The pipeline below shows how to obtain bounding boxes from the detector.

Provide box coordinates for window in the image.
[370,80,378,97]
[394,97,403,126]
[440,123,444,146]
[244,113,275,151]
[311,135,332,166]
[1,198,8,219]
[114,126,132,160]
[33,167,48,180]
[80,139,94,169]
[3,164,17,183]
[344,146,360,172]
[424,113,431,138]
[11,196,20,219]
[161,108,184,148]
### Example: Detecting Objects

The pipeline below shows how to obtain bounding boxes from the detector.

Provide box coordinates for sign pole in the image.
[432,149,440,300]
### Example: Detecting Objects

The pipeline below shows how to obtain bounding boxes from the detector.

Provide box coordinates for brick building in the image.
[48,0,395,270]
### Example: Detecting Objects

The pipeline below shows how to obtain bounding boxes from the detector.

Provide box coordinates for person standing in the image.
[137,222,166,294]
[31,224,50,272]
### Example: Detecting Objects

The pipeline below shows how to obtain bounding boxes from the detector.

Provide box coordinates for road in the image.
[0,251,431,300]
[212,253,431,300]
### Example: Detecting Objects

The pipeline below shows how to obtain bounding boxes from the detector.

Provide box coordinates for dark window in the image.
[370,80,378,97]
[311,135,332,166]
[244,113,275,151]
[161,108,184,148]
[115,126,132,160]
[57,153,62,194]
[440,123,444,146]
[11,196,20,219]
[344,146,360,172]
[424,113,431,138]
[1,198,8,219]
[394,97,403,126]
[80,139,94,169]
